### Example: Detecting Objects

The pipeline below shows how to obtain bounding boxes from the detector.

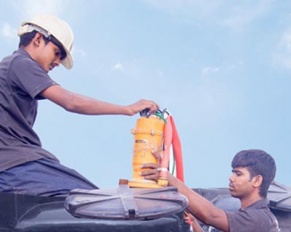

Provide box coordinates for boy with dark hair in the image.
[0,14,159,196]
[231,149,276,198]
[142,149,280,231]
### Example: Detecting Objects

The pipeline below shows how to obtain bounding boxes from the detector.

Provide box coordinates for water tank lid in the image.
[65,185,188,220]
[268,182,291,212]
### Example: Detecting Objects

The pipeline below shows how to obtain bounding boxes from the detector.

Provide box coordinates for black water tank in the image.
[0,185,190,232]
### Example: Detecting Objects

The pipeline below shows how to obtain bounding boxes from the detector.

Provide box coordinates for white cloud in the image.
[200,61,243,78]
[220,0,273,31]
[273,29,291,69]
[9,0,90,22]
[0,23,17,39]
[158,70,164,77]
[143,0,273,30]
[112,63,124,71]
[143,0,222,24]
[72,47,86,58]
[143,0,221,13]
[201,66,220,77]
[14,0,66,19]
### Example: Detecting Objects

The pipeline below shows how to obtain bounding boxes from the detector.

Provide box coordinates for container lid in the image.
[65,185,188,220]
[268,182,291,212]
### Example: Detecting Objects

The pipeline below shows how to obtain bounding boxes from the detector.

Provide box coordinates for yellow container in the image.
[128,116,165,188]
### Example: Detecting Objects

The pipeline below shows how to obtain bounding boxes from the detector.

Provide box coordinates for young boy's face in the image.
[228,167,255,199]
[35,35,63,73]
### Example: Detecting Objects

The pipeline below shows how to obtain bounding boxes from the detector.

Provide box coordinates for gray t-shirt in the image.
[225,199,280,232]
[0,48,59,172]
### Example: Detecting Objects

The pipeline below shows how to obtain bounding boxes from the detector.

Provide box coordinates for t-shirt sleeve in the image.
[9,55,58,99]
[225,210,270,232]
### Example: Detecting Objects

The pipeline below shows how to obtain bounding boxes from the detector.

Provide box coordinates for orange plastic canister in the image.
[129,116,165,188]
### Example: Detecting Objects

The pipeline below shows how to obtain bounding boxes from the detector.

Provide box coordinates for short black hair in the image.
[19,30,38,47]
[231,149,276,198]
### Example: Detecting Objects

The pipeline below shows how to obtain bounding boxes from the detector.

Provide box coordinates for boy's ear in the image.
[32,32,44,47]
[253,175,263,187]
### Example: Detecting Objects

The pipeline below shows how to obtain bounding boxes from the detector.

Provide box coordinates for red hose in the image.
[169,116,184,182]
[159,116,172,180]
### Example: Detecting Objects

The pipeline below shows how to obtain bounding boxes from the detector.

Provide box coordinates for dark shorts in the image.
[0,158,98,196]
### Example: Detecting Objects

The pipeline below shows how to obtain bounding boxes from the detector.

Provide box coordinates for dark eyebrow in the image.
[232,169,242,174]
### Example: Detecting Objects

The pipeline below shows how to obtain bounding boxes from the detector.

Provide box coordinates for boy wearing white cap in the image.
[0,15,159,196]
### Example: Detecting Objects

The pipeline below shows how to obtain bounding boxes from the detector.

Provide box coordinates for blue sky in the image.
[1,0,290,189]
